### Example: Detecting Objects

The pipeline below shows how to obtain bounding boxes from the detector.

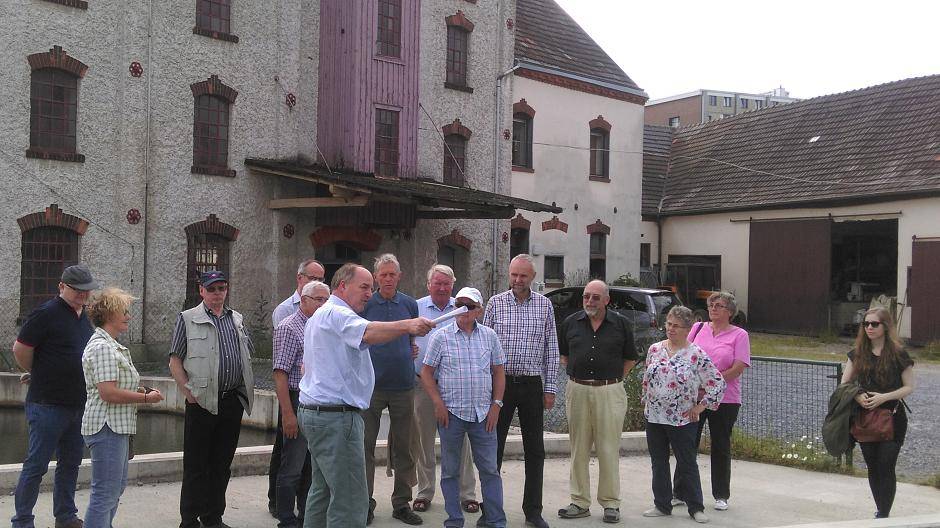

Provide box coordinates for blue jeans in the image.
[646,421,704,516]
[299,407,368,528]
[83,425,130,528]
[439,413,505,528]
[12,402,84,528]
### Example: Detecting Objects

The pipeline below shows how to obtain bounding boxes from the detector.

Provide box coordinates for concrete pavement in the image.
[3,455,939,528]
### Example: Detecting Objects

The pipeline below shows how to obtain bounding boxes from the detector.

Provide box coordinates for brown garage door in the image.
[910,239,940,345]
[748,219,831,334]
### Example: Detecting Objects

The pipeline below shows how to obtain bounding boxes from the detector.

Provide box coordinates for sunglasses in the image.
[204,285,228,293]
[455,302,479,310]
[862,321,882,328]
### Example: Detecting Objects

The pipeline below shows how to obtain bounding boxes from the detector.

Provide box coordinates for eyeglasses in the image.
[64,284,89,293]
[302,295,329,303]
[862,321,882,328]
[708,302,728,309]
[204,285,228,293]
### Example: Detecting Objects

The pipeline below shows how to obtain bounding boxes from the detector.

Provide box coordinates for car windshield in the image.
[651,293,680,318]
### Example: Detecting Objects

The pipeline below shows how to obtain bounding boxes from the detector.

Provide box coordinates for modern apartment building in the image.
[645,87,798,128]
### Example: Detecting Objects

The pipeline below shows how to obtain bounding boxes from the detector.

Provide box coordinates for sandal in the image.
[412,498,430,512]
[462,500,480,513]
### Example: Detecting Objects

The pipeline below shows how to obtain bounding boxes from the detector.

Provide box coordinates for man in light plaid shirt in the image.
[483,254,559,528]
[272,280,330,528]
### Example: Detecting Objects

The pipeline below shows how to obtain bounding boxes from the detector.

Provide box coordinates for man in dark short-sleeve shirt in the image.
[556,280,637,524]
[11,264,99,528]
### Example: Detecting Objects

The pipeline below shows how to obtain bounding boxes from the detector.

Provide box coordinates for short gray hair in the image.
[707,291,738,317]
[426,264,455,283]
[667,306,695,328]
[331,263,362,291]
[510,253,535,267]
[301,280,330,297]
[297,259,323,275]
[373,253,401,273]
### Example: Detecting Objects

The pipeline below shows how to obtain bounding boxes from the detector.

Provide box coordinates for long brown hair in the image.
[851,307,904,388]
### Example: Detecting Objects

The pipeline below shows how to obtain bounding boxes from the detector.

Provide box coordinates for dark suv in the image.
[546,286,682,348]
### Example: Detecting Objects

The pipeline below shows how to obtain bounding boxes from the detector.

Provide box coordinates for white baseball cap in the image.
[454,287,483,307]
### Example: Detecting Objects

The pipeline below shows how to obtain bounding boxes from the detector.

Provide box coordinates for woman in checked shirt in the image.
[641,306,725,524]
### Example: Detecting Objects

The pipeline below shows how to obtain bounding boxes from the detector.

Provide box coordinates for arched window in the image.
[184,215,238,309]
[590,128,609,178]
[26,46,88,162]
[590,232,607,281]
[444,12,474,90]
[191,76,238,177]
[443,134,466,186]
[510,228,529,260]
[512,113,533,169]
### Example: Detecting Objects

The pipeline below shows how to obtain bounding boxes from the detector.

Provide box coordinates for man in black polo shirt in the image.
[556,280,637,524]
[11,264,99,528]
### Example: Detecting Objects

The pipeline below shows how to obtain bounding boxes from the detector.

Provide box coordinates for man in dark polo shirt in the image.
[360,254,422,525]
[556,280,637,524]
[11,264,99,528]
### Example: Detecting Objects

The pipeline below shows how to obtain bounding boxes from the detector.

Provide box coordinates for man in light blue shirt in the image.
[298,263,434,528]
[411,265,478,515]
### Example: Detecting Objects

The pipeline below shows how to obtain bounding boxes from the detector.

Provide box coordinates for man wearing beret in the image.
[169,270,255,528]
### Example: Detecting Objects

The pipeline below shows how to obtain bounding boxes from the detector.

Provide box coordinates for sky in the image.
[554,0,940,101]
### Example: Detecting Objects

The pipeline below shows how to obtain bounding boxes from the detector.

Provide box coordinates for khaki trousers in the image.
[364,388,417,510]
[565,381,628,509]
[412,383,477,502]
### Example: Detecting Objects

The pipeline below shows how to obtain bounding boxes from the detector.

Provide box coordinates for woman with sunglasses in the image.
[841,307,914,519]
[673,291,750,512]
[81,288,164,527]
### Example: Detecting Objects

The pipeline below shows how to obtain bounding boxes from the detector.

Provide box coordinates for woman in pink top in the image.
[673,291,750,512]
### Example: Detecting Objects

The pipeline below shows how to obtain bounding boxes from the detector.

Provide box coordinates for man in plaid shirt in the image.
[483,254,559,528]
[272,280,330,528]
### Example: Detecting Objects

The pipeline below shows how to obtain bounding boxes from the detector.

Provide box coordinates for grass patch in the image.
[909,341,940,363]
[718,430,857,475]
[926,473,940,489]
[748,333,848,362]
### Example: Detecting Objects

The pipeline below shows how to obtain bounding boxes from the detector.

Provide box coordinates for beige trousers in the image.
[412,382,477,502]
[565,381,628,509]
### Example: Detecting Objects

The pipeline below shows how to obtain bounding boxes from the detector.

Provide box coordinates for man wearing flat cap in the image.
[169,270,255,528]
[11,264,99,528]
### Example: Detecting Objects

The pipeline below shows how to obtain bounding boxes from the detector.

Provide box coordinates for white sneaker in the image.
[692,511,710,524]
[671,498,686,507]
[643,507,668,517]
[714,499,728,511]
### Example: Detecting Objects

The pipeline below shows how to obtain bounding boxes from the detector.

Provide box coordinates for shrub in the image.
[611,273,641,287]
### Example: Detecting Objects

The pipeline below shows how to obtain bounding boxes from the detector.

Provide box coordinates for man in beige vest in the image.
[169,270,254,528]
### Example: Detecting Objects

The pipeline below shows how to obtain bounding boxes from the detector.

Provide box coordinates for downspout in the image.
[141,0,154,343]
[491,0,510,297]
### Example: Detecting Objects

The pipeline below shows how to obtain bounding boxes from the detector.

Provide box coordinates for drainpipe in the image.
[490,0,517,297]
[141,0,154,343]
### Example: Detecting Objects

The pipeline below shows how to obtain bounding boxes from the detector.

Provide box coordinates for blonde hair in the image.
[87,287,136,327]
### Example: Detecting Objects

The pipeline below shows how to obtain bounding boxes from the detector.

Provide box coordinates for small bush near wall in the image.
[623,365,646,431]
[611,273,641,287]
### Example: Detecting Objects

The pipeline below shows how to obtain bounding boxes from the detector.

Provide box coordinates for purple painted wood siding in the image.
[316,0,420,179]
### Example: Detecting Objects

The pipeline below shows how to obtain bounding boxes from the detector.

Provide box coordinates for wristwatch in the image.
[492,399,504,408]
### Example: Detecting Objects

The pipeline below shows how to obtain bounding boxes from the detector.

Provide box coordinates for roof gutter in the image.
[515,59,649,99]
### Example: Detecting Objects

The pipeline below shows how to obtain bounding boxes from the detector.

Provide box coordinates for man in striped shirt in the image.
[483,254,559,528]
[169,270,255,528]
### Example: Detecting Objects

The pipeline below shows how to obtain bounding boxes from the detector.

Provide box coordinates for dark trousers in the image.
[673,403,740,501]
[268,418,282,509]
[276,390,313,527]
[180,395,243,528]
[495,377,544,519]
[860,441,901,517]
[646,421,704,516]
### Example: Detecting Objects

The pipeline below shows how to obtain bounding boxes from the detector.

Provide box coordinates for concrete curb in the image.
[0,432,649,493]
[771,514,940,528]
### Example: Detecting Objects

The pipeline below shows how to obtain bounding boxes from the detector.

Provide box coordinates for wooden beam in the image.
[268,196,370,209]
[416,208,515,219]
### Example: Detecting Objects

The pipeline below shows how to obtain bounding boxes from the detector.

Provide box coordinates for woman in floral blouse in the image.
[641,306,726,524]
[82,288,164,527]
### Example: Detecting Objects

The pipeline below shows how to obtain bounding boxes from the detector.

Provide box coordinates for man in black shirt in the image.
[11,264,98,528]
[556,280,637,524]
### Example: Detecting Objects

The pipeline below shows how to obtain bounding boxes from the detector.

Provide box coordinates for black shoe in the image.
[367,498,377,525]
[525,516,550,528]
[268,503,278,518]
[393,506,423,525]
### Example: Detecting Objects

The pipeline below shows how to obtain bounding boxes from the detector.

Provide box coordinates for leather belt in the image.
[299,403,361,413]
[570,377,623,387]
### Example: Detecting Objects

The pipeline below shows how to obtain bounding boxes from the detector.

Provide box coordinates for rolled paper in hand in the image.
[431,305,468,325]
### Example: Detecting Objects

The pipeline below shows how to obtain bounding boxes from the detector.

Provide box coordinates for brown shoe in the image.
[55,518,84,528]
